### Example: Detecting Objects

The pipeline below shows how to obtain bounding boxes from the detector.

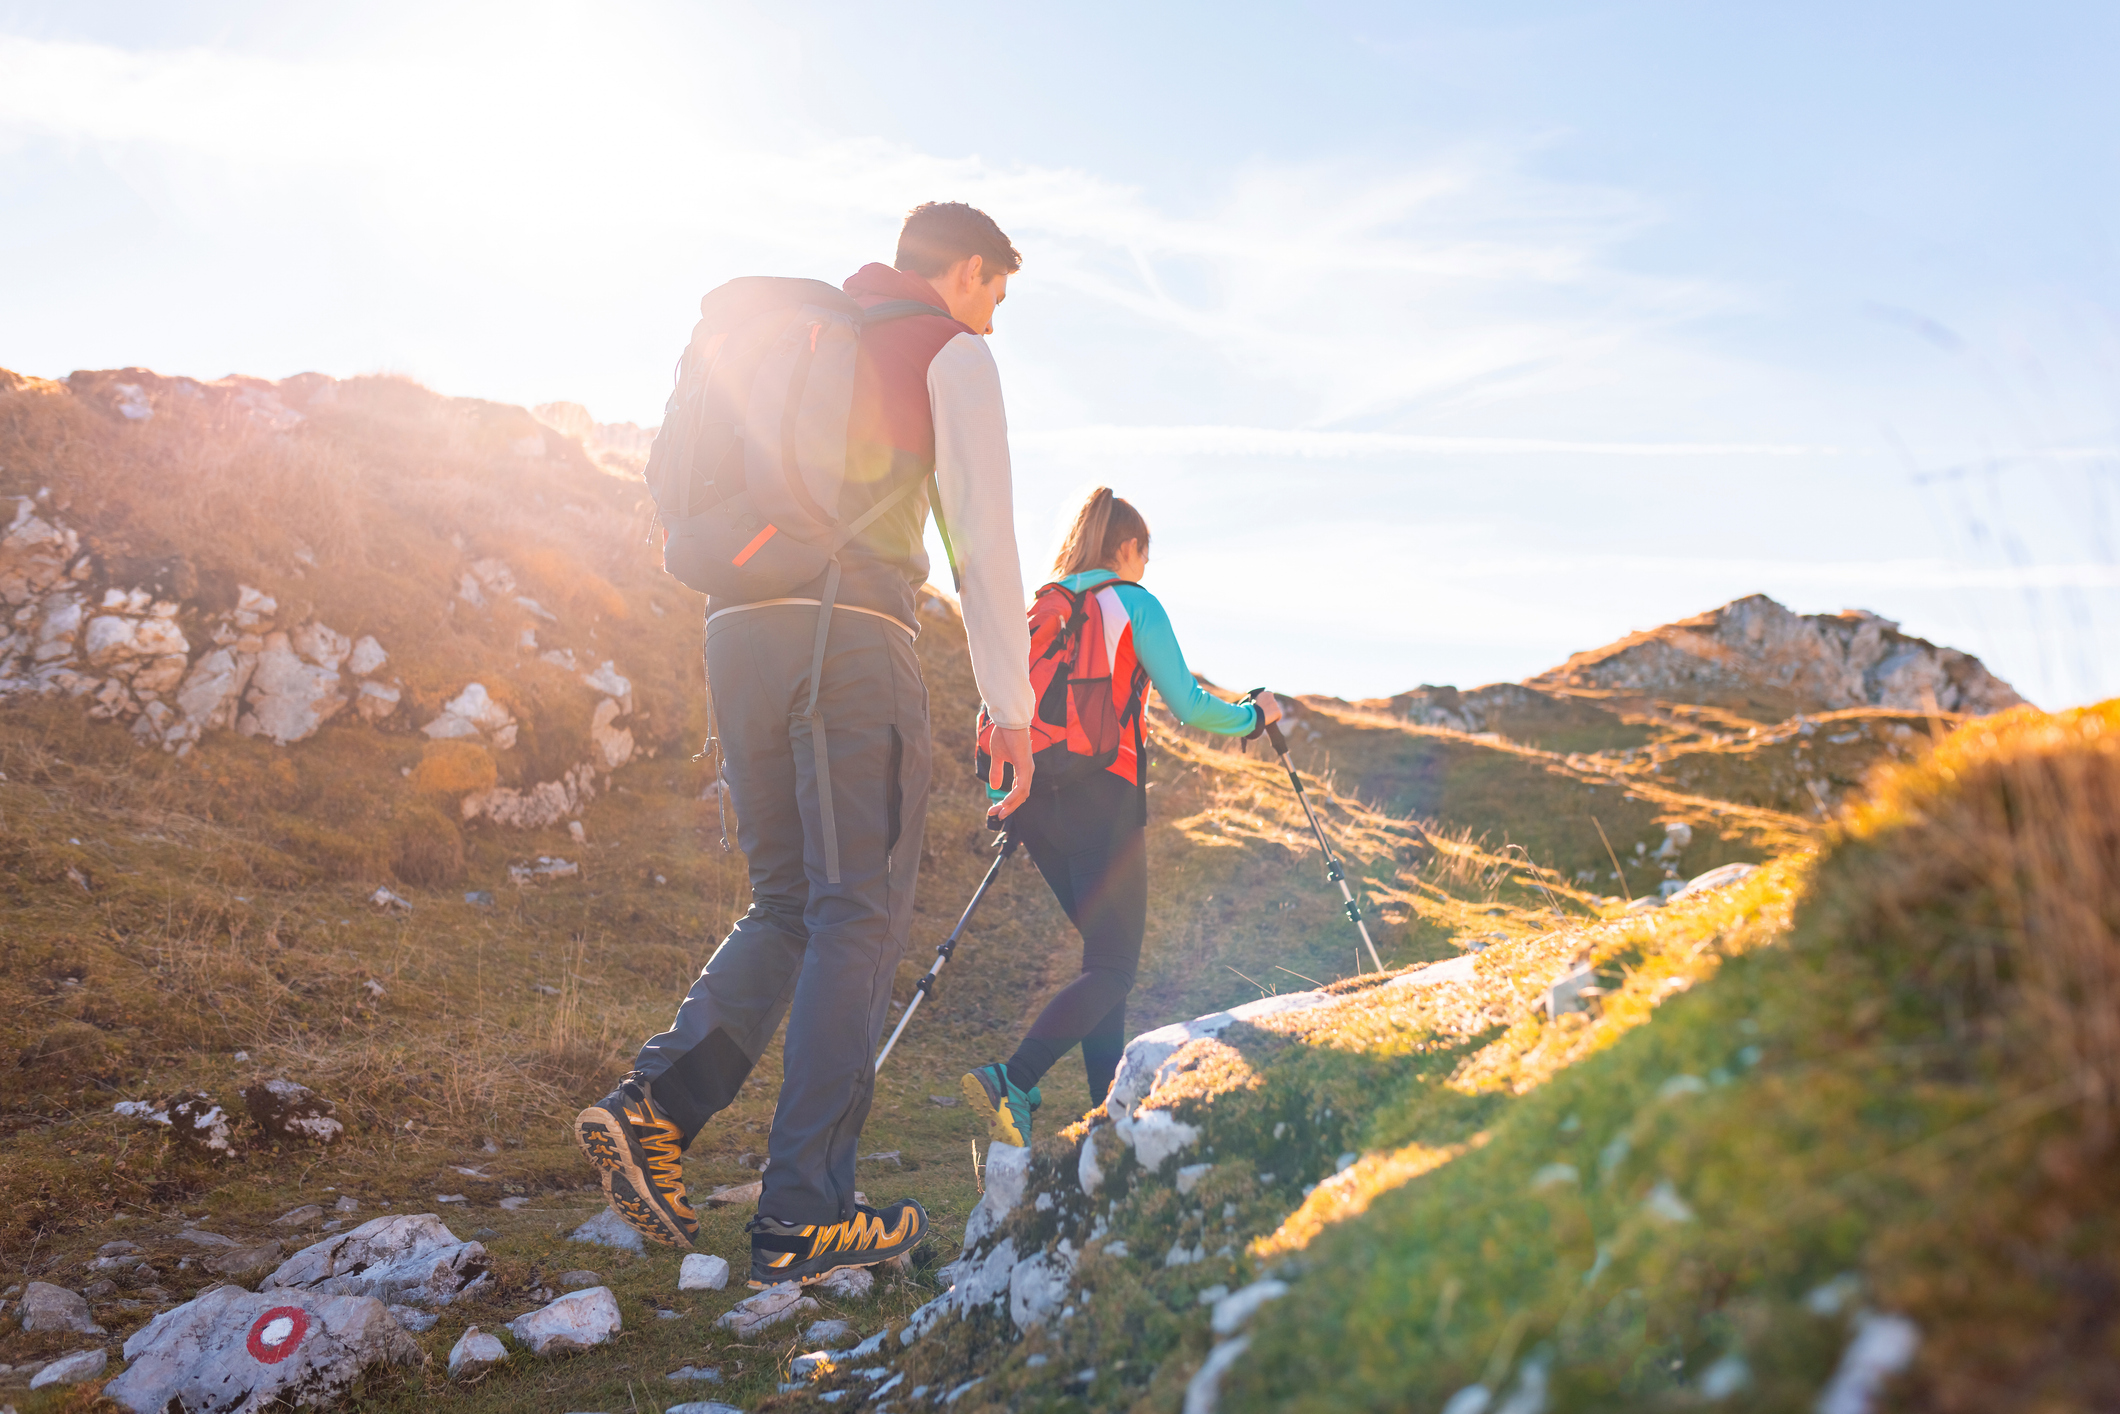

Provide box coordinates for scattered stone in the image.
[436,1194,467,1204]
[816,1265,874,1300]
[498,1196,530,1211]
[83,1278,118,1298]
[1817,1312,1920,1414]
[464,890,495,907]
[386,1304,438,1332]
[702,1180,762,1207]
[1210,1279,1289,1336]
[28,1348,106,1389]
[1671,862,1760,900]
[333,1195,359,1213]
[804,1318,856,1346]
[556,1270,601,1291]
[175,1228,239,1249]
[666,1364,722,1382]
[1184,1336,1252,1414]
[204,1242,284,1281]
[104,1287,421,1414]
[791,1350,835,1378]
[666,1403,746,1414]
[239,632,348,744]
[241,1079,344,1145]
[1176,1162,1214,1196]
[424,682,518,748]
[369,887,412,914]
[448,1325,507,1380]
[509,856,580,884]
[1641,1179,1697,1225]
[275,1204,325,1227]
[569,1207,646,1253]
[263,1214,488,1306]
[17,1282,103,1335]
[507,1286,621,1355]
[679,1253,730,1291]
[928,1094,959,1107]
[715,1283,819,1338]
[1543,963,1602,1022]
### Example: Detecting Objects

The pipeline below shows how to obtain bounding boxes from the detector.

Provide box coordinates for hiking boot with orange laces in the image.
[746,1198,927,1287]
[574,1073,697,1248]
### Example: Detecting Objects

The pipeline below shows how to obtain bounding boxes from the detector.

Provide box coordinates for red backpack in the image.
[976,580,1150,802]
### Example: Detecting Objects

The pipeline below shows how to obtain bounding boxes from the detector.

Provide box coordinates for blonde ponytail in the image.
[1053,487,1151,576]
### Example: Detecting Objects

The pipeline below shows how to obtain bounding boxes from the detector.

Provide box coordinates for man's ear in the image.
[959,253,984,290]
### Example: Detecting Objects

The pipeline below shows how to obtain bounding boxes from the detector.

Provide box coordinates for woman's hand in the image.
[1254,690,1283,728]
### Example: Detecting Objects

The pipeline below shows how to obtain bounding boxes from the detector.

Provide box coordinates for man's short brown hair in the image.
[894,202,1022,280]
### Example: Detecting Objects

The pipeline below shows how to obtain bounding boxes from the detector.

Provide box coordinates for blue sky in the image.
[3,2,2115,706]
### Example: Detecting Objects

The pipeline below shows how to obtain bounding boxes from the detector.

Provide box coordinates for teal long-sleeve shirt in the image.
[1053,568,1262,737]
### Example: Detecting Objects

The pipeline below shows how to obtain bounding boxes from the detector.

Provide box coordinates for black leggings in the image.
[1004,770,1147,1106]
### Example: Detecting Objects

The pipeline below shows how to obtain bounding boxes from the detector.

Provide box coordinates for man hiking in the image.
[576,202,1039,1287]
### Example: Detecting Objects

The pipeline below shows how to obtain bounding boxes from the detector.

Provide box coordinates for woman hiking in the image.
[962,487,1282,1146]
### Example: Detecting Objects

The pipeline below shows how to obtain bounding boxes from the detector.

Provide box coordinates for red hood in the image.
[844,262,951,311]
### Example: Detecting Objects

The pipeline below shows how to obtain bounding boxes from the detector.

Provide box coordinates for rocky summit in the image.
[1,363,2108,1414]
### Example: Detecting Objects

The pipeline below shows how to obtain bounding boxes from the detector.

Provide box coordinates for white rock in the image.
[173,647,254,737]
[29,1347,107,1388]
[804,1318,856,1346]
[448,1325,507,1379]
[1131,1109,1204,1171]
[1641,1179,1696,1225]
[106,1287,421,1414]
[570,1206,646,1253]
[1009,1242,1076,1329]
[714,1283,819,1338]
[291,621,351,671]
[591,696,635,769]
[963,1142,1031,1249]
[241,1078,344,1145]
[667,1363,723,1382]
[507,1286,621,1356]
[817,1264,874,1299]
[581,660,631,701]
[1816,1312,1920,1414]
[1543,963,1600,1022]
[241,633,346,744]
[1079,1125,1114,1197]
[1184,1336,1252,1414]
[235,584,278,623]
[1210,1279,1289,1336]
[426,682,516,746]
[16,1282,103,1335]
[83,614,141,663]
[679,1253,730,1291]
[355,679,400,721]
[666,1403,746,1414]
[346,635,388,677]
[263,1214,488,1306]
[1105,990,1334,1119]
[1176,1162,1215,1196]
[1671,862,1759,900]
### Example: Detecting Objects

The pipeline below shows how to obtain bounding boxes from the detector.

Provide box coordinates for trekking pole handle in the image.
[1241,687,1290,755]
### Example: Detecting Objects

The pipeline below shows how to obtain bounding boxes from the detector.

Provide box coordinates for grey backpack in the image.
[644,277,950,881]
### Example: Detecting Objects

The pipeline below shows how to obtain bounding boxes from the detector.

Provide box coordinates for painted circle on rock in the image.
[247,1306,310,1364]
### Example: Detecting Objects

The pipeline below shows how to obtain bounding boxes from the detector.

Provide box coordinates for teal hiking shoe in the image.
[962,1062,1038,1147]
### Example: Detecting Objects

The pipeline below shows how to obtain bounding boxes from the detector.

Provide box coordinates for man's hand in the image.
[1254,691,1284,728]
[988,724,1035,819]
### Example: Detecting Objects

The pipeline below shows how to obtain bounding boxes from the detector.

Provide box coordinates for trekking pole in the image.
[1245,690,1385,974]
[874,830,1021,1072]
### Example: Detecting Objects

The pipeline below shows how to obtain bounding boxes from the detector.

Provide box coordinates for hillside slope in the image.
[0,365,2065,1414]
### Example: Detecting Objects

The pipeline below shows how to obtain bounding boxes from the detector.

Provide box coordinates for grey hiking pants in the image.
[633,602,931,1225]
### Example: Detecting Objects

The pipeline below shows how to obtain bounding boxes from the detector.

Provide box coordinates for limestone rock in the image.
[159,1093,238,1158]
[1210,1279,1289,1336]
[714,1283,819,1338]
[105,1286,421,1414]
[239,633,345,744]
[507,1286,621,1355]
[29,1347,107,1388]
[556,1270,601,1291]
[804,1318,856,1346]
[816,1264,874,1300]
[424,682,517,749]
[570,1206,645,1254]
[1009,1242,1077,1329]
[447,1325,506,1380]
[204,1243,284,1280]
[1184,1336,1252,1414]
[354,679,400,721]
[1671,862,1759,899]
[963,1143,1030,1249]
[666,1403,746,1414]
[590,696,635,769]
[462,762,598,830]
[290,621,350,671]
[346,635,388,677]
[16,1281,104,1335]
[1543,963,1601,1022]
[263,1214,488,1306]
[679,1253,730,1291]
[1529,594,2022,717]
[241,1079,344,1145]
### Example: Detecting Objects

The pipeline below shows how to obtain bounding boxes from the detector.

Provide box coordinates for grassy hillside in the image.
[0,366,2080,1414]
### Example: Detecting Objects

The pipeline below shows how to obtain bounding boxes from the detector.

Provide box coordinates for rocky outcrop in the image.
[262,1214,489,1307]
[104,1286,423,1414]
[1528,594,2024,717]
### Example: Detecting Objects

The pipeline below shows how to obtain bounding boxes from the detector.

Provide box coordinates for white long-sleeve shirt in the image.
[928,333,1035,731]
